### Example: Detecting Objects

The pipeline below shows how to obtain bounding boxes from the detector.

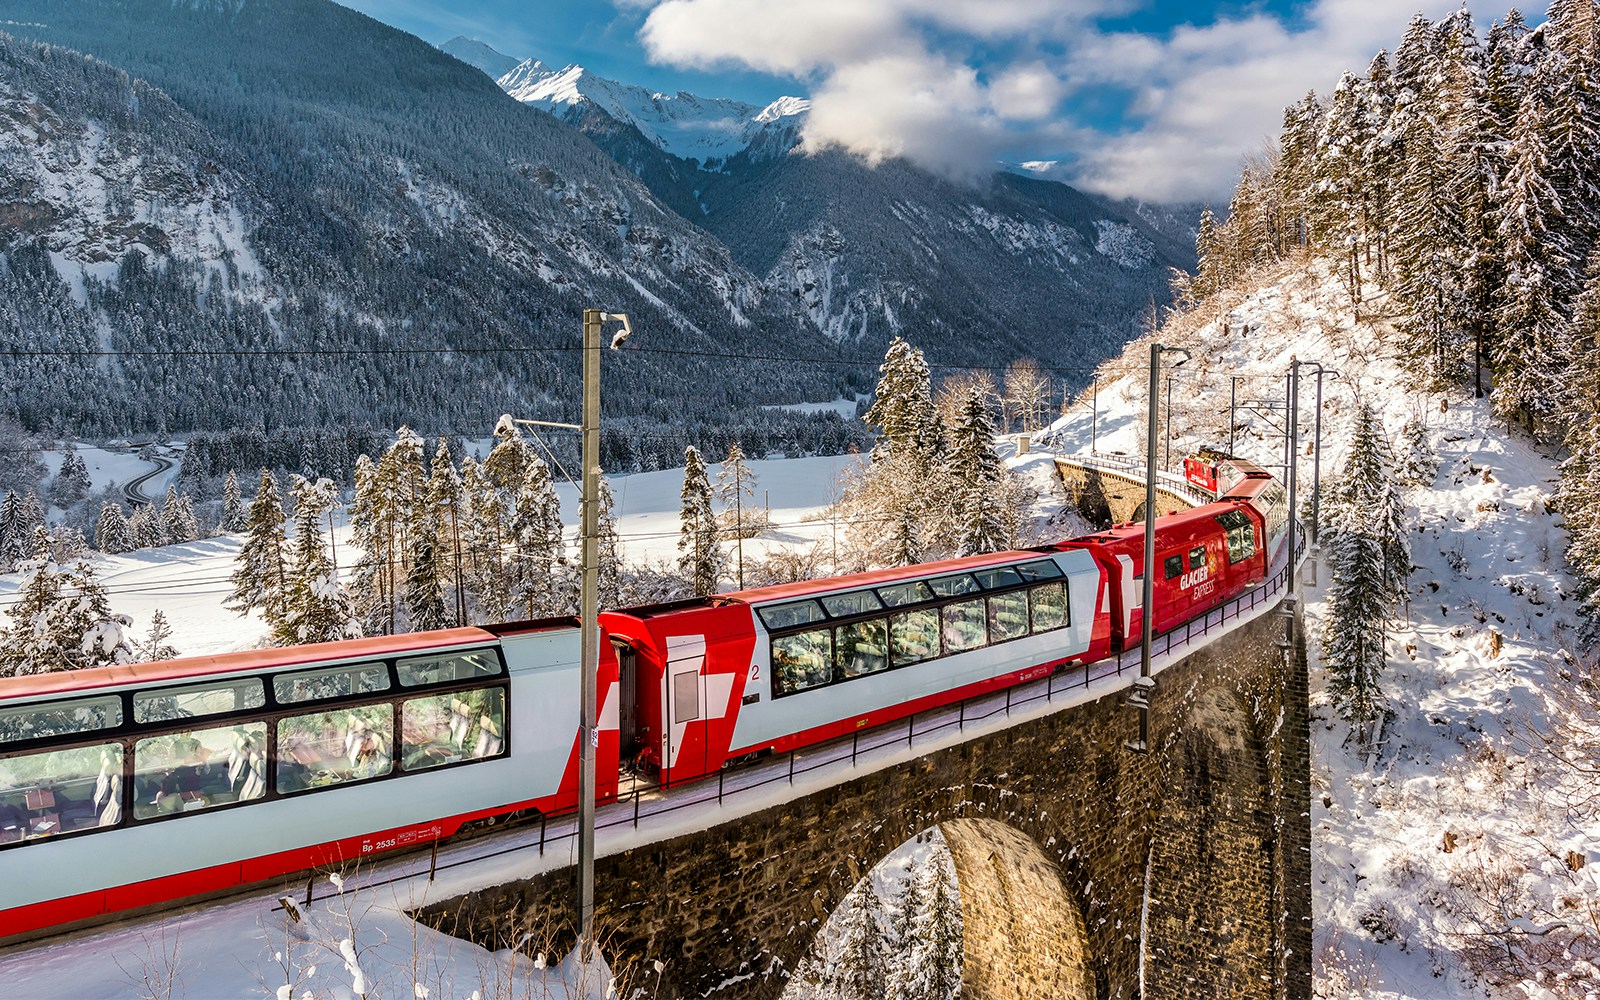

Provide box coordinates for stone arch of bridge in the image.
[791,817,1094,1000]
[1144,684,1275,998]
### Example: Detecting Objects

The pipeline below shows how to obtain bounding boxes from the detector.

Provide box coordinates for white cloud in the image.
[634,0,1472,202]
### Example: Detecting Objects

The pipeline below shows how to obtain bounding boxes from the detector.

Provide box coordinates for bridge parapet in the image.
[1053,454,1213,525]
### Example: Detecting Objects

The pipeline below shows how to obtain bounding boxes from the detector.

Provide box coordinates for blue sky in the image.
[338,0,1497,202]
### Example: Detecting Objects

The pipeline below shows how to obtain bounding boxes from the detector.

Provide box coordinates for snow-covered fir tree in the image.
[94,501,132,554]
[133,609,181,663]
[842,338,951,567]
[1491,77,1571,436]
[426,437,468,626]
[948,385,1008,557]
[816,880,888,1000]
[159,483,201,544]
[896,843,963,1000]
[1321,404,1409,727]
[226,469,289,631]
[0,489,40,570]
[52,446,91,506]
[220,470,247,532]
[0,527,133,676]
[405,529,450,633]
[678,445,721,596]
[715,440,758,538]
[597,478,624,609]
[275,475,359,646]
[510,452,567,619]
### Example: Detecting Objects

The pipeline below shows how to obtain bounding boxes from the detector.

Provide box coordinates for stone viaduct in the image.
[420,605,1312,1000]
[1053,458,1205,526]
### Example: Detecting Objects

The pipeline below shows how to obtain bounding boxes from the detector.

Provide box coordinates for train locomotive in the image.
[0,460,1284,942]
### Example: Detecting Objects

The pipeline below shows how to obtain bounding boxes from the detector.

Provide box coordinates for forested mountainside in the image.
[0,0,870,461]
[463,43,1199,368]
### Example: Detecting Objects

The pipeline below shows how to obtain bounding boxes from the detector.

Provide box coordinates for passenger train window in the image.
[836,619,888,678]
[0,743,123,840]
[1217,509,1257,564]
[941,599,987,652]
[396,650,502,688]
[0,696,122,745]
[402,690,506,770]
[276,705,393,794]
[820,590,883,618]
[928,574,982,598]
[758,600,828,631]
[1189,547,1208,570]
[133,722,267,819]
[1030,583,1068,632]
[877,580,935,607]
[973,566,1023,590]
[275,662,390,704]
[988,590,1029,642]
[1015,560,1064,581]
[889,608,940,667]
[771,628,832,694]
[134,678,266,725]
[1164,555,1183,580]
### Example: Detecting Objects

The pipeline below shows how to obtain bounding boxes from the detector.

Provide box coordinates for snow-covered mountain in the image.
[438,35,519,80]
[497,58,809,169]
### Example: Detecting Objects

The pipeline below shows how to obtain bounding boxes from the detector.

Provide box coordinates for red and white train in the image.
[0,460,1286,943]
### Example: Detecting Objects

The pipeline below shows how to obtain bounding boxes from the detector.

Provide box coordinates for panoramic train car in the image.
[1058,497,1268,651]
[601,546,1103,787]
[0,619,616,942]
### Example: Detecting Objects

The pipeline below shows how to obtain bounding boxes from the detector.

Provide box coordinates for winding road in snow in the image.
[121,454,173,507]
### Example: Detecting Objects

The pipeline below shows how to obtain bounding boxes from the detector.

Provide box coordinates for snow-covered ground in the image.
[1038,262,1592,998]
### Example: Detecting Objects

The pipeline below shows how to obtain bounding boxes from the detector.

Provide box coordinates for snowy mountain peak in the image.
[755,96,811,123]
[495,59,808,168]
[438,37,521,81]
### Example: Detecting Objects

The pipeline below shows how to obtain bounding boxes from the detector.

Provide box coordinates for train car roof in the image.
[0,623,556,702]
[722,547,1060,607]
[1065,501,1248,551]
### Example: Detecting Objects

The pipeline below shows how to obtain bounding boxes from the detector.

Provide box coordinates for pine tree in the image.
[405,529,450,632]
[864,338,944,460]
[463,455,512,623]
[949,386,1009,557]
[1389,15,1472,389]
[1492,78,1572,436]
[510,453,566,618]
[819,881,887,1000]
[715,441,757,538]
[0,528,132,676]
[226,469,289,631]
[426,437,467,627]
[901,843,964,1000]
[1322,404,1409,728]
[597,478,624,609]
[347,453,394,635]
[221,470,246,532]
[275,476,359,646]
[53,447,91,506]
[95,502,131,555]
[1557,251,1600,613]
[1193,206,1225,297]
[0,490,29,569]
[160,484,198,544]
[677,446,721,596]
[134,610,181,662]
